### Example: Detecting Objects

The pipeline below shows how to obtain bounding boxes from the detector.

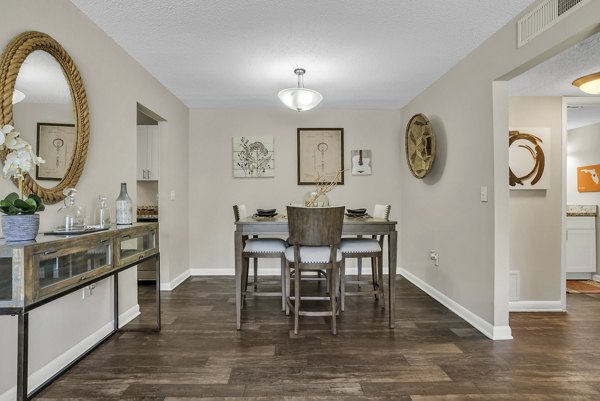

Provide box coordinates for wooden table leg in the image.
[388,230,397,329]
[234,231,243,330]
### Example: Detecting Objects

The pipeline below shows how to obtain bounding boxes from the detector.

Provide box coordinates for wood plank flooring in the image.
[35,276,600,400]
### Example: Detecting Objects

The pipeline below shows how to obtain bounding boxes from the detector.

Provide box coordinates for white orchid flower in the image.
[0,124,15,148]
[24,143,45,165]
[5,131,27,150]
[2,143,45,178]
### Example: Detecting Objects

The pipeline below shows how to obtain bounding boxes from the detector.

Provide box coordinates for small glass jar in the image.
[93,195,111,227]
[56,188,85,231]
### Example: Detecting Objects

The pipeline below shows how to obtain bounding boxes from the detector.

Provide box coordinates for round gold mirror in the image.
[405,113,436,179]
[0,31,89,204]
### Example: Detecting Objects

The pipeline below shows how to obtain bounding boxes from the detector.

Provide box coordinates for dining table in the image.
[234,213,398,330]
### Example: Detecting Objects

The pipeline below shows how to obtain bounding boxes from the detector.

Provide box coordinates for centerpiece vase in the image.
[304,191,329,207]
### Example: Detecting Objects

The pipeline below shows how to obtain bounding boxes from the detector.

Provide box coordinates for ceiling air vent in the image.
[517,0,589,48]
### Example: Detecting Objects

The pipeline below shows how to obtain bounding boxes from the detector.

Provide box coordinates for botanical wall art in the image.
[577,164,600,192]
[297,128,344,185]
[405,113,435,179]
[232,136,274,178]
[36,123,76,180]
[351,149,372,175]
[508,128,550,189]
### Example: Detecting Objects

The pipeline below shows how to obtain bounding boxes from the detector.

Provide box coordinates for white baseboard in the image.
[509,300,564,312]
[593,274,600,283]
[0,304,139,401]
[398,268,512,340]
[118,304,141,328]
[190,267,238,276]
[566,272,593,280]
[160,269,191,290]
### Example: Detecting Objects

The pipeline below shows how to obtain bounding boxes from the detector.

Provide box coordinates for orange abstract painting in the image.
[577,164,600,192]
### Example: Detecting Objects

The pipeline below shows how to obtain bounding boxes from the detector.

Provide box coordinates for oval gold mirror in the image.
[0,31,89,204]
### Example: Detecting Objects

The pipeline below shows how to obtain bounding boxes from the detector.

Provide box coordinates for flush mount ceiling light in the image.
[278,68,323,112]
[12,89,25,104]
[572,72,600,94]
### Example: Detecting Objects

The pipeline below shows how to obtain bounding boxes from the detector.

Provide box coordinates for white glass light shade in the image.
[572,72,600,95]
[278,88,323,112]
[12,89,25,104]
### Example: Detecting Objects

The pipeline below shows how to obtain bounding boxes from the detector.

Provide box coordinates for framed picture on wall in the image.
[297,128,344,185]
[351,149,372,175]
[232,136,274,177]
[36,123,76,180]
[577,164,600,192]
[508,127,550,190]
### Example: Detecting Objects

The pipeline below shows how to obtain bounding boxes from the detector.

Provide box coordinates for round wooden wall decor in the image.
[405,113,436,179]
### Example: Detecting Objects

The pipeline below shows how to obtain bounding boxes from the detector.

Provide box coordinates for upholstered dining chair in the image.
[339,204,391,311]
[233,204,287,311]
[285,205,345,335]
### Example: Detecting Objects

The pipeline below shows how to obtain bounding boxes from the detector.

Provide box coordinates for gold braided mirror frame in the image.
[0,31,89,204]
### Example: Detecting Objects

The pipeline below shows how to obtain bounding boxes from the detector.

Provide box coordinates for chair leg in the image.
[241,257,249,307]
[285,264,291,316]
[280,257,286,312]
[340,259,346,312]
[253,258,258,290]
[371,258,379,291]
[294,267,301,335]
[331,266,338,335]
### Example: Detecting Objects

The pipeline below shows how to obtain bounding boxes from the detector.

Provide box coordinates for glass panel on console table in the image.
[33,238,112,302]
[0,256,14,307]
[115,225,158,268]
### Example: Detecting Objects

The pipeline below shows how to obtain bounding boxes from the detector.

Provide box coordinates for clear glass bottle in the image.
[115,183,133,225]
[56,188,85,231]
[93,195,111,227]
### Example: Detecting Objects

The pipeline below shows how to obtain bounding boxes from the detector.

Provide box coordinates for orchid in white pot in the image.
[0,124,45,241]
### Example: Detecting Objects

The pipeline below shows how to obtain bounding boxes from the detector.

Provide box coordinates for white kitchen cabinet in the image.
[566,216,597,273]
[137,125,159,181]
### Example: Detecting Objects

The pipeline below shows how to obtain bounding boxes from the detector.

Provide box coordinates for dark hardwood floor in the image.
[35,276,600,400]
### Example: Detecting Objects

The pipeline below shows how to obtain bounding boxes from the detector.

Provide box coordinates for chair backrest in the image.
[287,205,345,247]
[233,204,248,222]
[373,204,391,220]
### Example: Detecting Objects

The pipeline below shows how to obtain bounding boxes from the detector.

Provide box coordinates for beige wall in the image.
[508,97,563,301]
[399,1,600,336]
[0,0,189,397]
[189,109,403,272]
[567,121,600,274]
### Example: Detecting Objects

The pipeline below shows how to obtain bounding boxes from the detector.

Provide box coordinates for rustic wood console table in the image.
[0,222,160,401]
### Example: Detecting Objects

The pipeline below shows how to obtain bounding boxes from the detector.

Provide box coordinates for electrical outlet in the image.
[81,284,96,299]
[429,250,439,267]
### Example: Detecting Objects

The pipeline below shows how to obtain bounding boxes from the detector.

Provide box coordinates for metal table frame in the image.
[234,215,397,329]
[3,251,161,401]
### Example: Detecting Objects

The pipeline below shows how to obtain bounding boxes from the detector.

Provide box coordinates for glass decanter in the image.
[56,188,85,231]
[93,195,111,227]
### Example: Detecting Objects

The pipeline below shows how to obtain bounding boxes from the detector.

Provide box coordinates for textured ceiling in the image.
[70,0,535,109]
[509,32,600,130]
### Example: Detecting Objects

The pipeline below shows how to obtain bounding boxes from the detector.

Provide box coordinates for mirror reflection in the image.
[12,50,75,186]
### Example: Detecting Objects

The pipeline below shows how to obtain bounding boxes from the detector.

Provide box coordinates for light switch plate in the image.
[480,186,488,202]
[170,190,176,201]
